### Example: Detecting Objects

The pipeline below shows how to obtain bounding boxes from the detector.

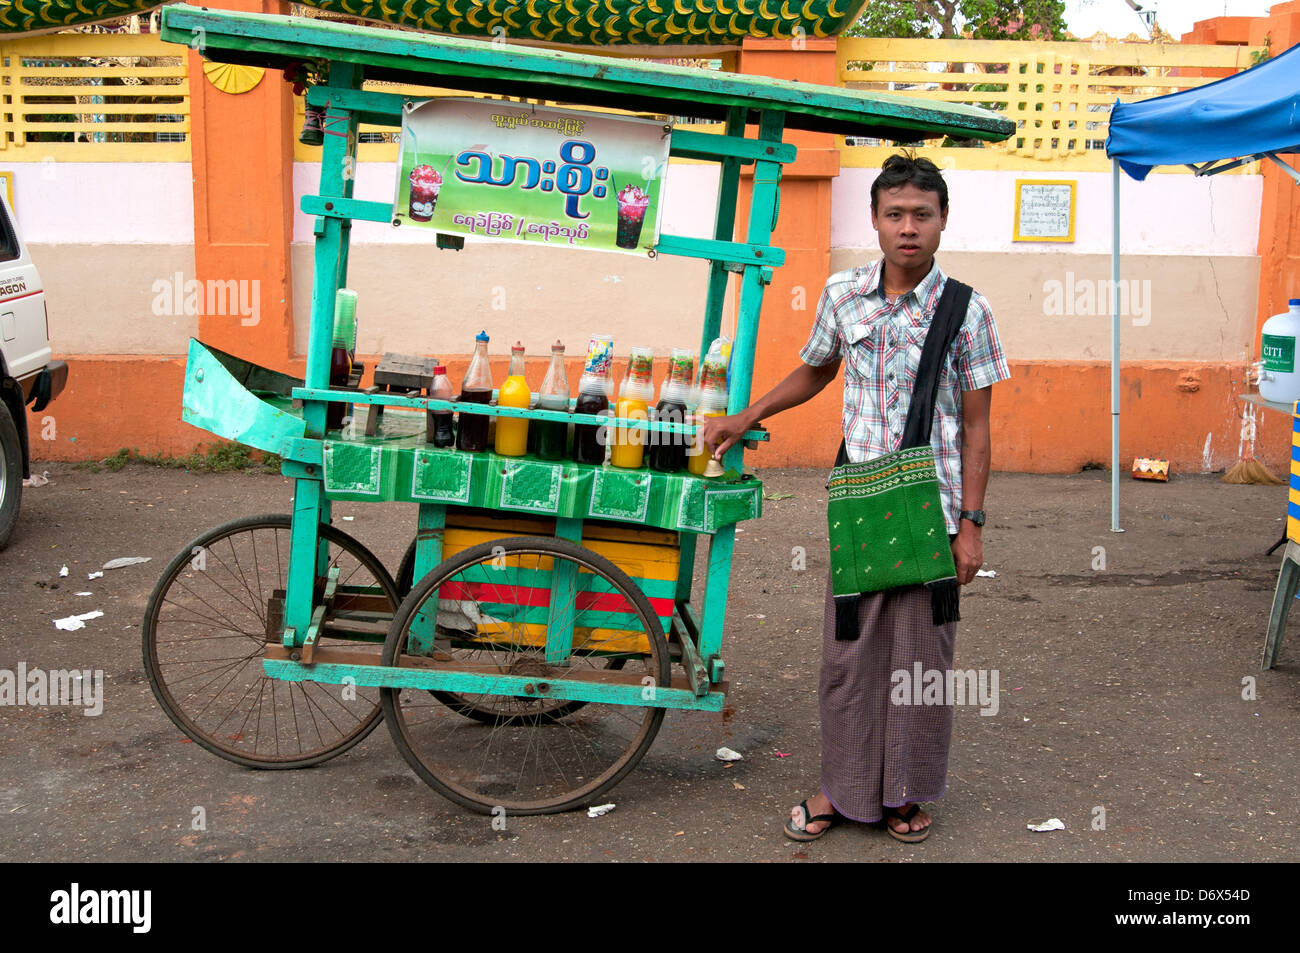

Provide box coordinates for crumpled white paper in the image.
[103,553,151,569]
[54,610,104,631]
[715,747,744,762]
[587,803,616,818]
[1027,818,1066,832]
[103,557,151,570]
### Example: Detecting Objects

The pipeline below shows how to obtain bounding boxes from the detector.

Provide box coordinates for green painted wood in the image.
[698,523,734,666]
[545,518,587,663]
[305,85,404,124]
[181,338,305,458]
[653,233,784,268]
[669,128,797,165]
[673,609,711,696]
[284,61,363,641]
[159,5,1015,141]
[289,385,768,441]
[700,107,745,359]
[301,601,328,655]
[726,109,784,467]
[675,532,697,603]
[301,194,396,226]
[408,504,447,655]
[262,658,726,711]
[320,439,763,533]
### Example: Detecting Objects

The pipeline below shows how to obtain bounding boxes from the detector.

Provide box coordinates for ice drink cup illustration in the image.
[409,164,443,222]
[615,184,650,249]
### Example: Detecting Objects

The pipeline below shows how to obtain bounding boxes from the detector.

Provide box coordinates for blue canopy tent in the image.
[1103,41,1300,530]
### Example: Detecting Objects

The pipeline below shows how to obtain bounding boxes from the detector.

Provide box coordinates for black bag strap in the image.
[832,277,973,465]
[901,278,972,449]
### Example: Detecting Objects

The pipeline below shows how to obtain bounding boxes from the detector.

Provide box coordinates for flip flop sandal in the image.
[884,804,931,843]
[784,799,839,842]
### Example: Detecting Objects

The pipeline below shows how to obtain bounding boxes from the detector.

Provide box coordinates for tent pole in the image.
[1111,159,1123,533]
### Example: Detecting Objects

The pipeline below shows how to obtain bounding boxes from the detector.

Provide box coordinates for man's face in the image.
[871,182,947,273]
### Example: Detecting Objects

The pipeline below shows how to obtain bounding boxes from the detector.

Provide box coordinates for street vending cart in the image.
[143,4,1014,814]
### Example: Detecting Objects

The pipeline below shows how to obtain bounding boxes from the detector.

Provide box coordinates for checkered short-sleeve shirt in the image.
[800,258,1010,534]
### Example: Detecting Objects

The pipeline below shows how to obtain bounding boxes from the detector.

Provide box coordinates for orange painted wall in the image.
[187,0,296,365]
[30,356,1291,479]
[1251,2,1300,351]
[733,38,843,465]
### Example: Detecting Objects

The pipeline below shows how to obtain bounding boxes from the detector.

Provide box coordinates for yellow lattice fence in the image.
[837,36,1264,172]
[0,32,188,161]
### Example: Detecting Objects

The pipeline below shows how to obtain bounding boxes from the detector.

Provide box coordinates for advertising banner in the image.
[395,98,671,256]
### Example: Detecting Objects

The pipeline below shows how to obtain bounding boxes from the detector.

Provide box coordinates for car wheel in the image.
[0,399,23,550]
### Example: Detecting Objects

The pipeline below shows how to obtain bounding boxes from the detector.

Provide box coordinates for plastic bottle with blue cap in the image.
[1260,299,1300,405]
[457,330,494,452]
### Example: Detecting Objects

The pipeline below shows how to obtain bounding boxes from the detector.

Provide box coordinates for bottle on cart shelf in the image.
[534,340,570,461]
[573,334,614,465]
[649,347,694,473]
[496,341,531,457]
[457,330,493,453]
[689,350,730,477]
[428,364,456,447]
[327,288,356,432]
[612,347,654,470]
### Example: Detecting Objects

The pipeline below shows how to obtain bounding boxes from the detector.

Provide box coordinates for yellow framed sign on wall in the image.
[1013,179,1076,242]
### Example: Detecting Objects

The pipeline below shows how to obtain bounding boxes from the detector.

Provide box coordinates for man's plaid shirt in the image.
[800,258,1011,534]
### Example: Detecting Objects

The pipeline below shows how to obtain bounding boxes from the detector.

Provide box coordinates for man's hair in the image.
[870,153,948,213]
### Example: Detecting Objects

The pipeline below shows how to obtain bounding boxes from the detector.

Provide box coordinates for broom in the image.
[1222,458,1285,484]
[1222,398,1285,484]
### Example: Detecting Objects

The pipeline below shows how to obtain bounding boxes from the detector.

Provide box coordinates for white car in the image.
[0,191,66,549]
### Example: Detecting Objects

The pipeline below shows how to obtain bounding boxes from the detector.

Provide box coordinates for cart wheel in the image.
[395,538,418,597]
[394,536,623,723]
[381,535,670,815]
[143,513,398,769]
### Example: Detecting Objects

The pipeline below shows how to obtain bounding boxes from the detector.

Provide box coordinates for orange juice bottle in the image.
[612,347,654,469]
[495,341,531,456]
[688,353,729,476]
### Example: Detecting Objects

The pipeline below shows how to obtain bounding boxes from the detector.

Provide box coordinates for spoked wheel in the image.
[381,535,670,814]
[143,514,399,769]
[394,536,623,724]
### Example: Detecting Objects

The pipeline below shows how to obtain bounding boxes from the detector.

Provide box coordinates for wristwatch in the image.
[960,509,986,527]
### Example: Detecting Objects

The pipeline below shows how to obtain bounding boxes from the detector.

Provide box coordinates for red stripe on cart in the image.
[437,580,673,617]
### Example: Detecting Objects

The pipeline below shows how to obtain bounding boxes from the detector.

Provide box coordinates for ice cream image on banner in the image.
[408,163,443,222]
[615,183,650,249]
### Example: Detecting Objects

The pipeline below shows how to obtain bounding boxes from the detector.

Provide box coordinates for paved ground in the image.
[0,462,1296,862]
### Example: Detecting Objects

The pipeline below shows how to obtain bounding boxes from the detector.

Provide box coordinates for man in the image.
[699,153,1009,843]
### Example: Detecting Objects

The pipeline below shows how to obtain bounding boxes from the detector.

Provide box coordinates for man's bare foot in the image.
[791,792,836,835]
[883,803,932,841]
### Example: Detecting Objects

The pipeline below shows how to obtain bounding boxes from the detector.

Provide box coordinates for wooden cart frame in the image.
[143,4,1013,813]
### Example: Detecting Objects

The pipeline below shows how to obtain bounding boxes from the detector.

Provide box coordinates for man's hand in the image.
[695,359,841,461]
[951,520,982,585]
[698,409,758,460]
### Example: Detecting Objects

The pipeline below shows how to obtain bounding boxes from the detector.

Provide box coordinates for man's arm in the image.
[952,385,992,585]
[698,358,841,459]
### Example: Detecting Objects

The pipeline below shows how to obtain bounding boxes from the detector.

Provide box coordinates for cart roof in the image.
[161,4,1014,142]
